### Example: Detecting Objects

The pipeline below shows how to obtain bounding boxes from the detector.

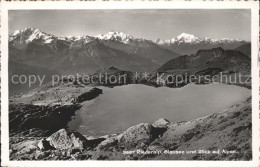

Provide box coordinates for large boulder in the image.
[152,118,170,128]
[118,123,154,149]
[152,118,170,139]
[97,138,118,151]
[46,129,88,150]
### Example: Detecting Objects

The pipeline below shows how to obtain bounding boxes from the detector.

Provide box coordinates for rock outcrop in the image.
[118,123,154,149]
[96,138,118,151]
[45,129,88,150]
[152,118,170,128]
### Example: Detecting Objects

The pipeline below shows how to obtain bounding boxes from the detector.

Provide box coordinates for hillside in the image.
[157,47,250,74]
[9,93,251,160]
[235,43,251,58]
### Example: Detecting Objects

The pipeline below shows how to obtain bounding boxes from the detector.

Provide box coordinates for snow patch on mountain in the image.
[176,33,199,43]
[67,35,96,43]
[12,30,21,36]
[96,31,134,44]
[9,27,56,44]
[154,38,164,45]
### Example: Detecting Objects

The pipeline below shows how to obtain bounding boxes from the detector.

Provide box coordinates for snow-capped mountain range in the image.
[9,27,246,45]
[154,32,244,45]
[9,27,249,77]
[9,27,179,75]
[96,31,134,44]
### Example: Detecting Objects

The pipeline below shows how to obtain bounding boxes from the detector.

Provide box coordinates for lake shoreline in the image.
[9,97,252,160]
[68,83,251,136]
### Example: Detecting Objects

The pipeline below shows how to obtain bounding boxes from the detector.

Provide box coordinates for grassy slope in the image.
[148,97,252,160]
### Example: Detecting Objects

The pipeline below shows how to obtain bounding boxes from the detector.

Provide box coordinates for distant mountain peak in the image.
[177,33,196,39]
[21,27,47,36]
[155,32,246,46]
[96,31,135,43]
[108,31,132,36]
[155,38,164,44]
[104,66,119,70]
[176,33,199,43]
[12,30,21,36]
[67,35,96,43]
[11,27,35,36]
[10,27,55,44]
[23,27,36,31]
[96,66,123,74]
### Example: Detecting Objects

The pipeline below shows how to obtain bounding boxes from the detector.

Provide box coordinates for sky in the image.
[9,9,251,41]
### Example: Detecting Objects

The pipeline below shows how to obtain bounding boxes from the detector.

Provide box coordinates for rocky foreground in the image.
[9,95,251,160]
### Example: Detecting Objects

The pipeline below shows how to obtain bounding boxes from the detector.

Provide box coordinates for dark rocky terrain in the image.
[235,43,251,58]
[73,47,251,88]
[154,47,251,88]
[156,47,250,73]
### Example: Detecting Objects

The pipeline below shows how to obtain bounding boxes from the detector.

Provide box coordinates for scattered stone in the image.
[35,150,50,160]
[53,155,60,160]
[9,97,252,160]
[66,149,72,156]
[118,123,154,149]
[46,129,88,150]
[61,151,66,156]
[126,155,138,160]
[97,138,118,151]
[19,145,37,154]
[71,148,81,154]
[97,155,109,160]
[148,145,165,152]
[152,118,170,128]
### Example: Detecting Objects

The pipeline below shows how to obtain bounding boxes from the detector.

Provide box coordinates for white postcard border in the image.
[1,1,259,167]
